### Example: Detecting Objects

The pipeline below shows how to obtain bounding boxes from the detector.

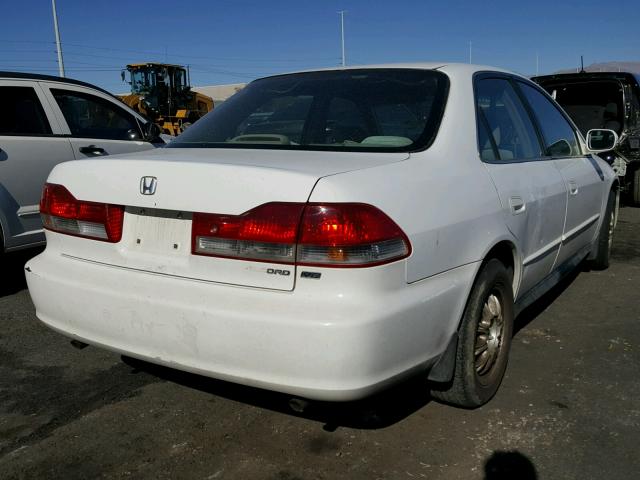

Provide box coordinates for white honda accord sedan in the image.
[26,64,619,407]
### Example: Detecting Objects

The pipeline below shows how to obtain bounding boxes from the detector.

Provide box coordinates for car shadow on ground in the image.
[0,247,43,298]
[122,266,583,431]
[122,354,432,431]
[513,265,581,335]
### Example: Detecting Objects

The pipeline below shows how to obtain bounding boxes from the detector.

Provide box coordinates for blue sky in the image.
[1,0,637,93]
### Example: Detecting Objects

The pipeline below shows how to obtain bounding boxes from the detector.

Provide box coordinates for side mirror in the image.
[586,129,619,153]
[143,122,163,143]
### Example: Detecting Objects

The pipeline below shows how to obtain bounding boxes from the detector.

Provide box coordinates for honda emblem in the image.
[140,176,157,195]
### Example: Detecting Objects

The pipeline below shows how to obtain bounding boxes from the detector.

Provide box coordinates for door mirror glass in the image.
[586,129,618,152]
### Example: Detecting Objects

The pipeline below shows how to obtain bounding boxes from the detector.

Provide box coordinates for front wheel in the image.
[431,258,514,408]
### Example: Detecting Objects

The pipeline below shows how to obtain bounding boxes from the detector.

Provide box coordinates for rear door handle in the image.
[509,196,526,215]
[79,145,107,156]
[568,180,579,196]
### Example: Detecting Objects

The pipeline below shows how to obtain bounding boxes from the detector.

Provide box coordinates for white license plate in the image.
[125,207,192,255]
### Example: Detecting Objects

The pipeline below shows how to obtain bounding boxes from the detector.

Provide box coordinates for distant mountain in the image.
[555,61,640,74]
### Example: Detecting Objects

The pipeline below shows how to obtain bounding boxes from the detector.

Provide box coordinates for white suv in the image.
[0,72,161,253]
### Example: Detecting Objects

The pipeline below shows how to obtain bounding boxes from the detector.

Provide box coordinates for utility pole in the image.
[469,41,472,64]
[51,0,65,77]
[339,10,346,67]
[536,52,539,76]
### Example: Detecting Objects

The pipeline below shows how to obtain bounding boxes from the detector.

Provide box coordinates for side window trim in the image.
[35,82,71,135]
[472,72,547,164]
[49,86,144,141]
[41,83,146,140]
[477,107,500,161]
[513,79,584,158]
[510,79,550,158]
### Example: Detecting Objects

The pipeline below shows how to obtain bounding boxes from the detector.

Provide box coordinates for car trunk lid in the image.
[47,148,408,290]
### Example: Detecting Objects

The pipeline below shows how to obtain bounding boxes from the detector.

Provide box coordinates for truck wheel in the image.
[430,258,514,408]
[590,189,616,270]
[634,168,640,206]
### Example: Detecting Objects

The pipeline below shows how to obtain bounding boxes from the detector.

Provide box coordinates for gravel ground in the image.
[0,208,638,480]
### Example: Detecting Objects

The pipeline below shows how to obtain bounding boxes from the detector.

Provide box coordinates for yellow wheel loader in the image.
[118,63,213,136]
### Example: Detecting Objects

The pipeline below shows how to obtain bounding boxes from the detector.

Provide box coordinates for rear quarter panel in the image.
[309,70,513,284]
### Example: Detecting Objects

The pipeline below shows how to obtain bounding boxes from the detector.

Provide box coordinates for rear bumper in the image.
[26,251,478,401]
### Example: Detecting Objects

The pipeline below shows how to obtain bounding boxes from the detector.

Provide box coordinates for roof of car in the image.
[0,71,115,97]
[257,63,515,81]
[532,71,640,85]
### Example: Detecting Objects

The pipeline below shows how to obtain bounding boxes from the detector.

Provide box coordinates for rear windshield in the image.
[169,69,449,152]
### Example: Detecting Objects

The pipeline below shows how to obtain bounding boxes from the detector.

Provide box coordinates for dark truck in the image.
[533,72,640,205]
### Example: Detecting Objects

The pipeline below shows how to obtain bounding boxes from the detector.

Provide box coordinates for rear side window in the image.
[0,86,52,135]
[518,82,580,157]
[475,78,542,161]
[51,89,141,141]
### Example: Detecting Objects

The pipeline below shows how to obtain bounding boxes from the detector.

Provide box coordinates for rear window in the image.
[170,69,449,152]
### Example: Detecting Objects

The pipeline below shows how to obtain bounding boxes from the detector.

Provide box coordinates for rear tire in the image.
[430,258,514,408]
[590,189,616,270]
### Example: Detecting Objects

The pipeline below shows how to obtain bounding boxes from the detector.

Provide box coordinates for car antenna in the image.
[579,55,585,73]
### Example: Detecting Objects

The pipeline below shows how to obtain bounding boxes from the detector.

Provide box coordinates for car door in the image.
[517,81,604,267]
[475,75,568,298]
[40,83,155,158]
[0,80,75,250]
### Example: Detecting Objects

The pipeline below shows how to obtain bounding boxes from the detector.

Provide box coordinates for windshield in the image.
[169,69,449,152]
[130,69,156,95]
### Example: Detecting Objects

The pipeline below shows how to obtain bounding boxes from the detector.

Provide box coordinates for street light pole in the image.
[339,10,346,67]
[52,0,65,77]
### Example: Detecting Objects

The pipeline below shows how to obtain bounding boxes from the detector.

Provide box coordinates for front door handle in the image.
[509,196,526,215]
[79,145,107,156]
[568,180,579,196]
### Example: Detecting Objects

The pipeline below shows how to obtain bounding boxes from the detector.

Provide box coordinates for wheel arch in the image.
[477,237,521,299]
[428,237,519,384]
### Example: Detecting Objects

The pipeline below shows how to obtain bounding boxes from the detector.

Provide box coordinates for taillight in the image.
[192,202,410,267]
[192,203,305,263]
[297,203,411,267]
[40,183,124,242]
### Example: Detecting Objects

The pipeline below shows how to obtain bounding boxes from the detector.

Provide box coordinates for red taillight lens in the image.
[297,203,411,266]
[192,202,411,267]
[192,203,305,263]
[40,183,124,242]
